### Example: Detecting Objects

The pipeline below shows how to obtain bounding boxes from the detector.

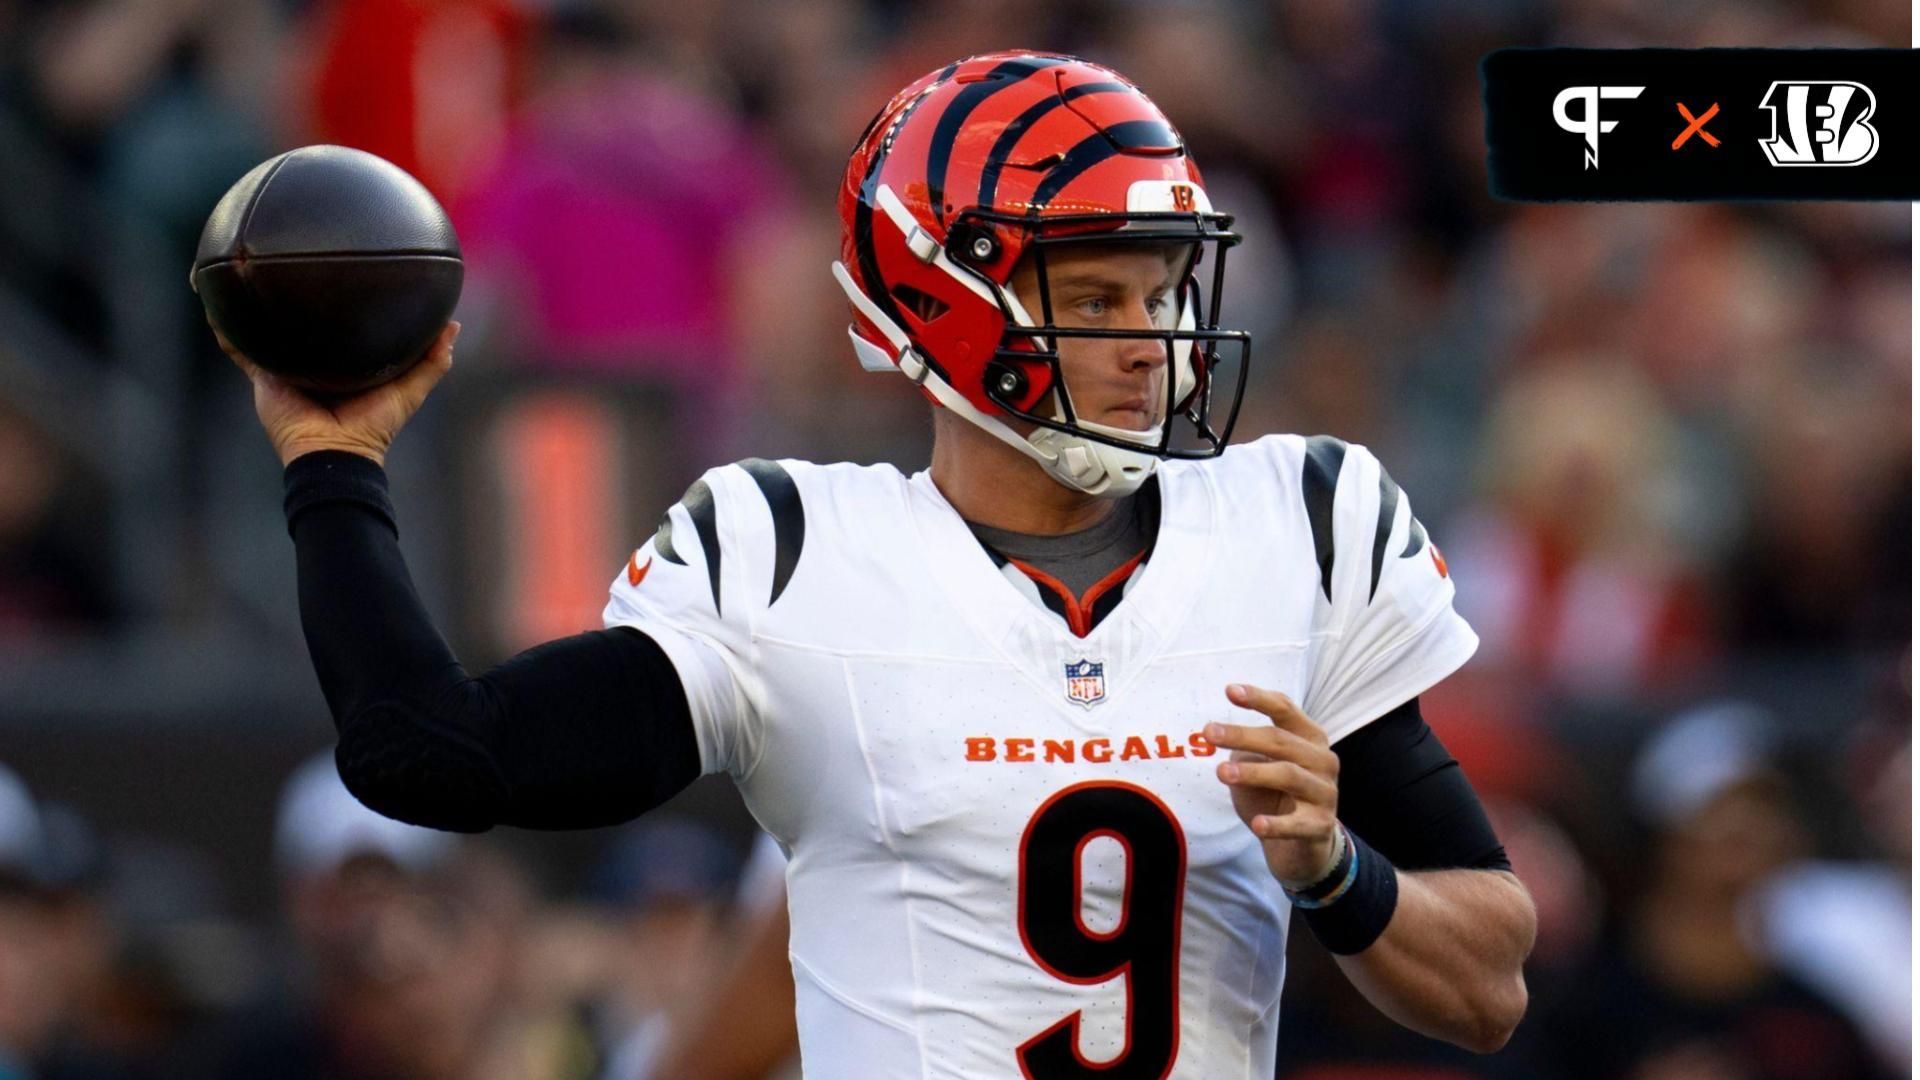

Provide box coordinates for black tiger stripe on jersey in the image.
[1370,469,1401,603]
[976,80,1132,209]
[1400,514,1427,559]
[676,479,722,615]
[738,459,805,607]
[1301,435,1347,602]
[926,54,1067,225]
[652,511,686,567]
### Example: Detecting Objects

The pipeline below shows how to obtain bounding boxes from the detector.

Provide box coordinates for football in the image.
[191,145,463,394]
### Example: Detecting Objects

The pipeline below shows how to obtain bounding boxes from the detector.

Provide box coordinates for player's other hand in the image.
[1207,684,1342,890]
[216,319,459,468]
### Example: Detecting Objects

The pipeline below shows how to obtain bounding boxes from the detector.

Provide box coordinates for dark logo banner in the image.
[1484,48,1919,200]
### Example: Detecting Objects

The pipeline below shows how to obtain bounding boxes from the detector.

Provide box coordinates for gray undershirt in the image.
[965,489,1153,597]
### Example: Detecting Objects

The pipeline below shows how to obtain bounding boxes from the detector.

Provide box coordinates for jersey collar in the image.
[904,461,1216,704]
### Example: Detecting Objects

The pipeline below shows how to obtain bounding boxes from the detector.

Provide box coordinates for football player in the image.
[226,51,1534,1078]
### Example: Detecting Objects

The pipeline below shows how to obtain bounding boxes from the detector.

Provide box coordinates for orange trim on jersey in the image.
[1081,550,1147,615]
[1006,549,1146,638]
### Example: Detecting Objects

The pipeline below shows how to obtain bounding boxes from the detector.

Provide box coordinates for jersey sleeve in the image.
[603,463,774,779]
[1293,438,1478,744]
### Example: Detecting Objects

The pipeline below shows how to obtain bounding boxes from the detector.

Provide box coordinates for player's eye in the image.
[1148,290,1183,329]
[1075,296,1111,318]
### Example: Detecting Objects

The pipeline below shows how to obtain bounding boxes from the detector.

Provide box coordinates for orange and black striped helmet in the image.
[832,51,1251,495]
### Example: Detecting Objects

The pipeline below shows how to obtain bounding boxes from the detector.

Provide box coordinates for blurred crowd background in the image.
[0,0,1908,1077]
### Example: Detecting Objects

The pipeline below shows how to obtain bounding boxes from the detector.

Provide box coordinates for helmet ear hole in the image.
[890,284,951,323]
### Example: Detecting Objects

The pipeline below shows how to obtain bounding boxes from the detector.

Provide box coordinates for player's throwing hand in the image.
[1209,684,1344,890]
[217,318,459,468]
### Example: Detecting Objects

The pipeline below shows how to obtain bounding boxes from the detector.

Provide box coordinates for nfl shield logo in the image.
[1064,659,1107,708]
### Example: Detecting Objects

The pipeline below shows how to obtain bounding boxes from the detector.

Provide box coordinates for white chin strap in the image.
[1028,424,1160,497]
[834,256,1160,498]
[831,180,1204,499]
[920,347,1159,497]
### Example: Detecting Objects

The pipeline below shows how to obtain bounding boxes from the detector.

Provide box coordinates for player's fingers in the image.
[1225,683,1327,745]
[435,320,460,360]
[229,349,260,381]
[1229,787,1296,822]
[1204,722,1337,775]
[208,317,265,380]
[251,371,327,431]
[390,321,460,407]
[1245,809,1334,842]
[417,320,460,378]
[1203,721,1280,754]
[1216,759,1337,807]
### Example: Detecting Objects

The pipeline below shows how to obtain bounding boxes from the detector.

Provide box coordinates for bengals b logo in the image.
[1758,81,1879,166]
[1170,184,1196,211]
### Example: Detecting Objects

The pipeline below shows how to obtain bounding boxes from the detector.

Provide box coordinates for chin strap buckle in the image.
[898,349,930,384]
[1061,444,1100,481]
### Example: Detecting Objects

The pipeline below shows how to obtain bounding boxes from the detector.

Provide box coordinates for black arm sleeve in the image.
[1331,697,1511,873]
[284,451,701,832]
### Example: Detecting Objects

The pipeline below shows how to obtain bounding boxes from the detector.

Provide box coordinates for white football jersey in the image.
[603,434,1476,1080]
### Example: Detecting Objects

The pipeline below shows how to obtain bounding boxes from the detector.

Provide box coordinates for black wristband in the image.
[284,450,395,536]
[1296,826,1399,955]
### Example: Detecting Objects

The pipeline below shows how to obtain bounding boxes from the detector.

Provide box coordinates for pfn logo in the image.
[1553,85,1645,169]
[1758,81,1878,166]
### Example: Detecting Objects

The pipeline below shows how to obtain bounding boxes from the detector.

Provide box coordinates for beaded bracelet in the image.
[1284,823,1357,908]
